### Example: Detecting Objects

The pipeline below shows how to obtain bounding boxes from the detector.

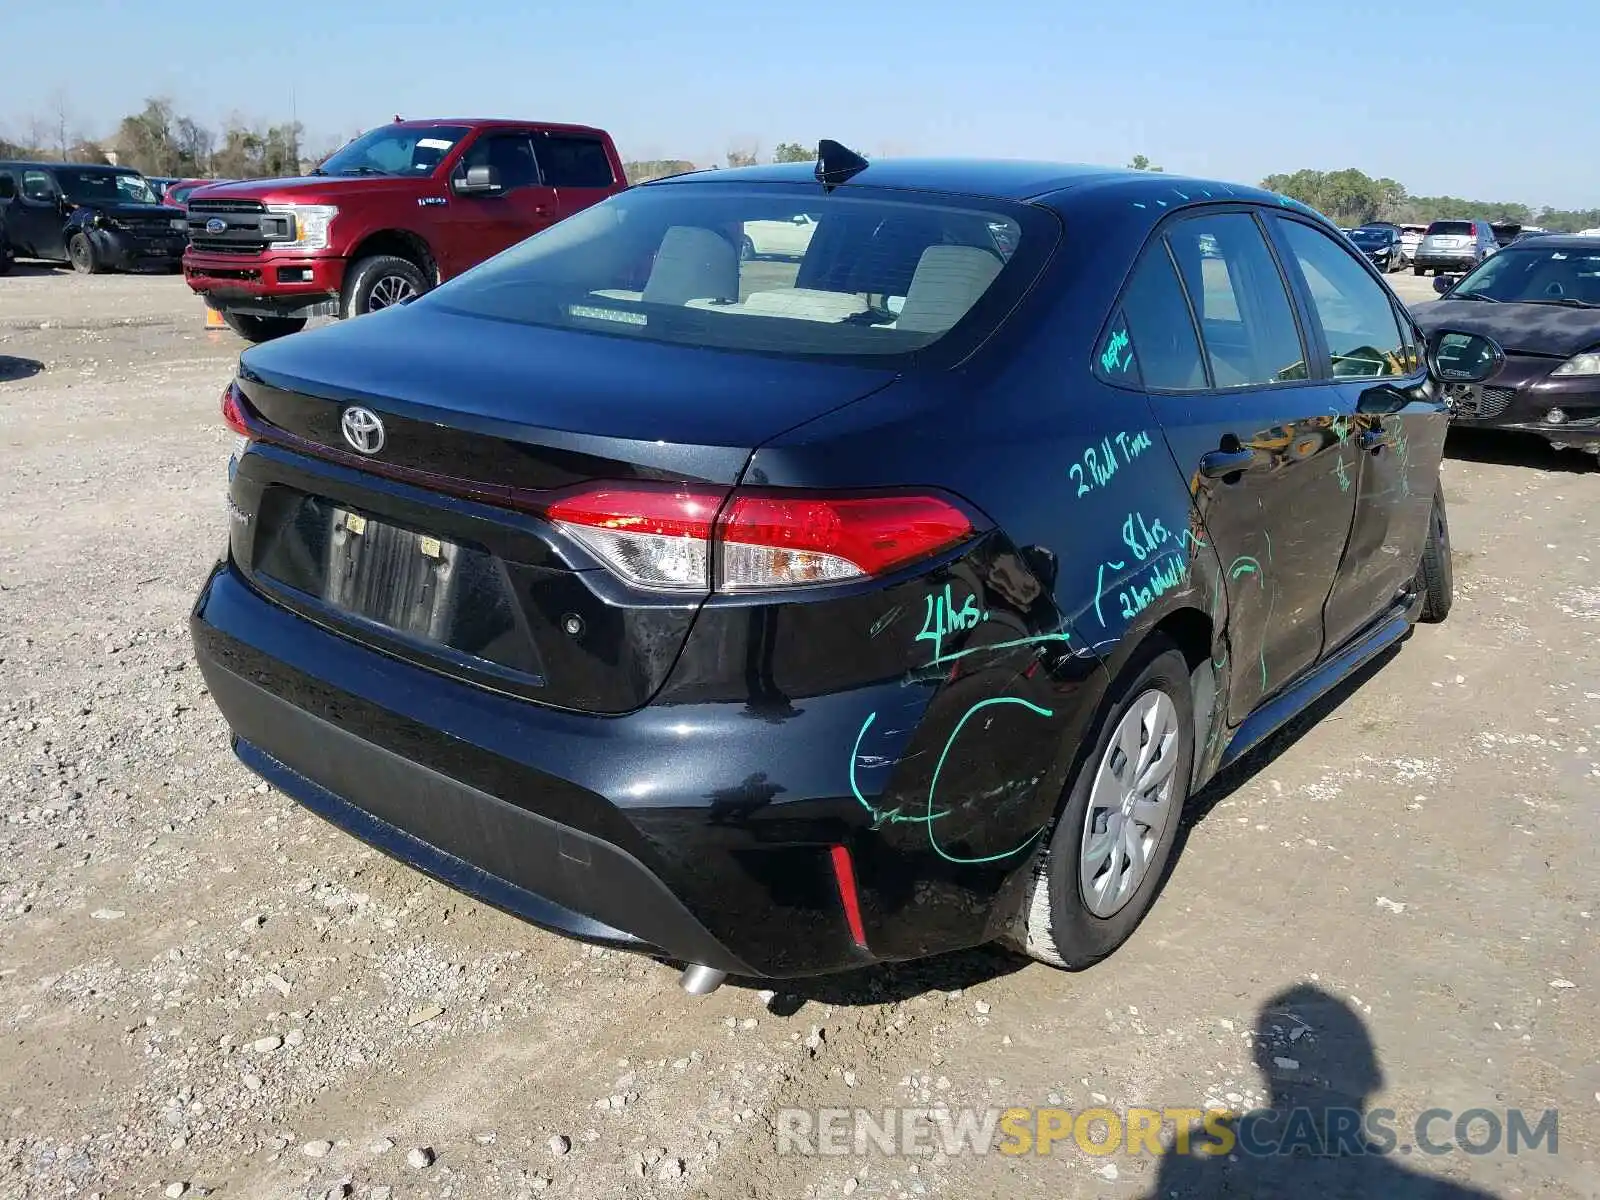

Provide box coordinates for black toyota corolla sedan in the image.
[191,143,1504,992]
[1413,236,1600,459]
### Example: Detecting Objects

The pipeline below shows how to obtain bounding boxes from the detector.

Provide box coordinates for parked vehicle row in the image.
[190,144,1509,993]
[0,161,188,273]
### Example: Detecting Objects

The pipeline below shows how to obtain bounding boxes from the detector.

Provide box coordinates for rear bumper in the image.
[1413,253,1476,271]
[212,663,756,975]
[184,250,345,319]
[189,559,915,979]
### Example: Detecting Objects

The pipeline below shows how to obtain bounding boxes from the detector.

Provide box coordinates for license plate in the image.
[325,507,461,641]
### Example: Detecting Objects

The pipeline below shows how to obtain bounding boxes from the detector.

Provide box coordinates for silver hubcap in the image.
[368,275,418,310]
[1079,689,1181,918]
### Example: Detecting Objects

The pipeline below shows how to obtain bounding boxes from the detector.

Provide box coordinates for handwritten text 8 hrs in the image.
[1070,431,1155,499]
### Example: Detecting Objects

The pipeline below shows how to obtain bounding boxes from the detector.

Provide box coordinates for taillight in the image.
[546,486,722,591]
[717,491,973,590]
[545,485,975,593]
[221,382,250,436]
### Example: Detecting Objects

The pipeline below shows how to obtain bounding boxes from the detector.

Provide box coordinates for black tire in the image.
[68,232,102,275]
[1415,482,1452,623]
[220,311,308,343]
[1021,638,1194,969]
[0,250,12,277]
[1412,266,1425,276]
[342,254,429,319]
[739,235,756,262]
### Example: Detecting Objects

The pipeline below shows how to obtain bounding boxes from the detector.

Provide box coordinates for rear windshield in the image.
[420,181,1056,365]
[1426,221,1473,236]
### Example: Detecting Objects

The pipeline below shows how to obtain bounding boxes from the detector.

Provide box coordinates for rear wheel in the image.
[1021,639,1193,969]
[1412,265,1425,276]
[68,233,102,275]
[220,311,308,343]
[1415,483,1452,623]
[342,255,429,319]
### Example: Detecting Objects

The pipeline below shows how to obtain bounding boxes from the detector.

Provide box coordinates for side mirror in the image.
[1427,330,1505,385]
[1432,274,1458,295]
[452,164,503,196]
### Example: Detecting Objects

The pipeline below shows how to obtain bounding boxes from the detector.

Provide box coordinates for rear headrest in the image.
[894,245,1003,334]
[643,226,739,306]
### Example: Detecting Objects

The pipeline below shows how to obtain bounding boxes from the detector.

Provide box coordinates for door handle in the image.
[1199,448,1257,479]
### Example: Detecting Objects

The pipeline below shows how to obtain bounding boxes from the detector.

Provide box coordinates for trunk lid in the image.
[229,307,899,713]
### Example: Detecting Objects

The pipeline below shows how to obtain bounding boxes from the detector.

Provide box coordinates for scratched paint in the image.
[1227,554,1273,690]
[848,698,1055,864]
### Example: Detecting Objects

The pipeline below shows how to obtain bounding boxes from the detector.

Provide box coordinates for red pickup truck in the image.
[183,118,627,342]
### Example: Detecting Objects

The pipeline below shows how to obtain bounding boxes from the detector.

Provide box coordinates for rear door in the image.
[533,131,621,222]
[1133,208,1357,719]
[441,130,557,275]
[13,169,68,260]
[1267,213,1443,648]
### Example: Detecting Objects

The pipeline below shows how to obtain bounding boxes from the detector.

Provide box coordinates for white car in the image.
[740,214,817,260]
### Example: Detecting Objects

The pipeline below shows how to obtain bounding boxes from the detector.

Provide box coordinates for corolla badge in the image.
[340,406,386,455]
[204,217,228,234]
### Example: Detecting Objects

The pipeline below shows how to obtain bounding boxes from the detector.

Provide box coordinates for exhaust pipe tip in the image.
[679,964,728,996]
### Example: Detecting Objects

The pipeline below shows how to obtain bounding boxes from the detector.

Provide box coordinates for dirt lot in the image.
[1,264,1597,1200]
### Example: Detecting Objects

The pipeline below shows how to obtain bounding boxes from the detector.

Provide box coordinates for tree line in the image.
[0,97,339,180]
[1260,167,1598,233]
[3,99,1594,232]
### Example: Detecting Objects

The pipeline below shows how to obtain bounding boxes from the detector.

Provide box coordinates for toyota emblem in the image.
[340,406,386,455]
[204,217,228,235]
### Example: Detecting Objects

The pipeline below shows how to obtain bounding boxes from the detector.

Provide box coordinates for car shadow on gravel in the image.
[736,648,1406,1014]
[0,356,45,382]
[3,260,71,278]
[1445,427,1597,473]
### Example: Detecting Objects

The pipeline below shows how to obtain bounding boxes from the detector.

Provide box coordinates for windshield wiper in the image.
[1526,297,1600,309]
[336,166,389,176]
[1451,292,1500,302]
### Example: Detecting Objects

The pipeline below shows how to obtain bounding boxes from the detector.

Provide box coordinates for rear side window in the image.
[1104,246,1204,390]
[1164,212,1308,388]
[1426,221,1472,236]
[537,135,615,188]
[1275,219,1409,378]
[423,182,1054,366]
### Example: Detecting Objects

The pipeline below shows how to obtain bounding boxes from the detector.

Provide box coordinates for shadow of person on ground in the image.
[1149,984,1500,1199]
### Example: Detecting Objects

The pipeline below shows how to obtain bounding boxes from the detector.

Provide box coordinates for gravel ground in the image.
[1,264,1597,1200]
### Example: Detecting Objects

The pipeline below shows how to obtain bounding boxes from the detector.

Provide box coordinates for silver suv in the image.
[1413,219,1497,276]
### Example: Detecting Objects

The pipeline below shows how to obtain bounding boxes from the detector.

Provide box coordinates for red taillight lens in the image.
[717,492,973,590]
[221,382,250,436]
[545,485,975,593]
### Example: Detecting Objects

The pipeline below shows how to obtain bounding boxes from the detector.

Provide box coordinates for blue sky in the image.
[3,0,1592,209]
